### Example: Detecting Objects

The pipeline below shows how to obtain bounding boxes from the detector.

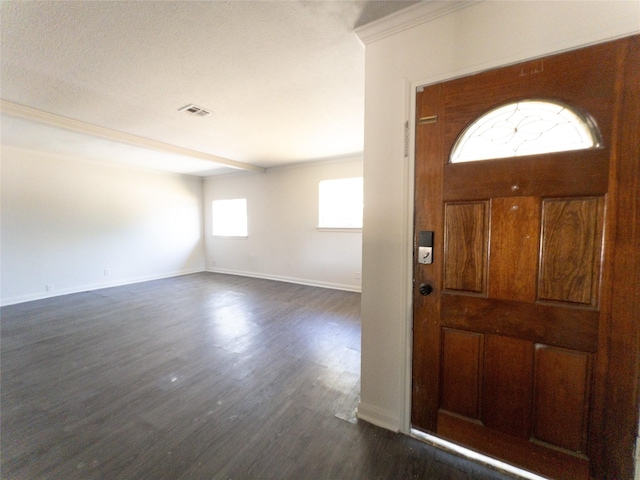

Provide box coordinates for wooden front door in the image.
[412,36,640,480]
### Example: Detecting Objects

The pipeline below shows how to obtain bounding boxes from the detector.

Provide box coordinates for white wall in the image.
[356,0,640,434]
[0,146,205,305]
[204,155,363,291]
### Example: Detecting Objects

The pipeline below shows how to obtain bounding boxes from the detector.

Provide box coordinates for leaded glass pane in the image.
[450,100,600,163]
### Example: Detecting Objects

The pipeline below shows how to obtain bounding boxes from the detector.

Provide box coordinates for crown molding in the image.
[0,100,265,173]
[355,1,480,45]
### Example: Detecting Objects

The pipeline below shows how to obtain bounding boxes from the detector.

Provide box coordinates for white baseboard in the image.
[0,268,205,306]
[635,435,640,480]
[206,267,362,293]
[356,401,401,432]
[2,267,361,307]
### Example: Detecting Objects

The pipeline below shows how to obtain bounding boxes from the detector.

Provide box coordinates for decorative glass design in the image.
[450,100,600,163]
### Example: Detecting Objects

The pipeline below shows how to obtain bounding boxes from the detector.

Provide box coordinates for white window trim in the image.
[317,227,362,233]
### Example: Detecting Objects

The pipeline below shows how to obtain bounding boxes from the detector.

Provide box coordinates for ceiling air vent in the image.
[178,104,212,117]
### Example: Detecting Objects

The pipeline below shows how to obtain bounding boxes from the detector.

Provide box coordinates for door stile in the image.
[591,35,640,480]
[412,83,445,432]
[587,37,623,480]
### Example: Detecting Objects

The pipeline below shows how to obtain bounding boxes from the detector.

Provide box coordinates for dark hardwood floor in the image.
[1,273,516,479]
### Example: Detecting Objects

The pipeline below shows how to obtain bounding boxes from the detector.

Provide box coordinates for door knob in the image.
[419,284,434,296]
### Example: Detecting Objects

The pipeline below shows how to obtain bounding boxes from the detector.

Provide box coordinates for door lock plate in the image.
[418,246,433,264]
[418,231,434,264]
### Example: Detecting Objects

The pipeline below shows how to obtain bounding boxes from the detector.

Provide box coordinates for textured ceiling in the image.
[1,1,418,176]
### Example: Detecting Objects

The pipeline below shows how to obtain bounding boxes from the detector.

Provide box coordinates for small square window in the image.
[212,199,247,237]
[318,177,363,229]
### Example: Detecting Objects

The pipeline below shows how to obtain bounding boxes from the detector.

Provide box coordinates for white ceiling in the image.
[1,1,418,176]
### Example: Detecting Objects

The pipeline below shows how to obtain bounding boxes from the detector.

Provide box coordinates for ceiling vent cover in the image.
[179,104,212,117]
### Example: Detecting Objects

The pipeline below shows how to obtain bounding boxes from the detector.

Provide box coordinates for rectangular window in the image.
[318,177,363,229]
[212,198,248,237]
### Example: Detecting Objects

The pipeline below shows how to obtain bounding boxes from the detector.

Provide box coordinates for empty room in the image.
[2,2,639,479]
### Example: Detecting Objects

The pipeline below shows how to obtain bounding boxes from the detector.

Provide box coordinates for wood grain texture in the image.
[0,273,517,480]
[441,329,483,419]
[441,40,621,153]
[443,202,488,294]
[482,335,533,439]
[488,197,540,303]
[412,83,445,433]
[443,152,609,201]
[539,197,603,306]
[413,34,640,480]
[437,411,589,480]
[532,345,591,453]
[441,295,599,352]
[590,34,640,480]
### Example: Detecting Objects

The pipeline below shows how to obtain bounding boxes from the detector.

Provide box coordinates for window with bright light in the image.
[212,199,248,237]
[450,99,601,163]
[318,177,363,229]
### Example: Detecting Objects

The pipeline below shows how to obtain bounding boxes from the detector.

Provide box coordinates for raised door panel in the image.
[482,335,534,438]
[539,197,603,306]
[440,329,483,419]
[443,202,489,294]
[533,345,591,453]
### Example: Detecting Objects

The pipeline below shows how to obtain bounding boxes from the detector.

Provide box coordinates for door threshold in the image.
[410,428,549,480]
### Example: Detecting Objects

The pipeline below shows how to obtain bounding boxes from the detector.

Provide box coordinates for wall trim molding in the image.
[356,401,401,432]
[206,267,361,293]
[1,266,362,307]
[355,1,478,45]
[0,268,205,307]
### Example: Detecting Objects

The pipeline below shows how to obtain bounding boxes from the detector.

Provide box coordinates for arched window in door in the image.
[449,99,601,163]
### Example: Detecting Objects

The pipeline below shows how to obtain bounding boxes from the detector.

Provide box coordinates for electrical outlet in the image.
[355,271,361,280]
[104,268,110,276]
[45,284,54,292]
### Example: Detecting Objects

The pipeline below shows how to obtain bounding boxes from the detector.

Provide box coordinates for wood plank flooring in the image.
[1,273,516,479]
